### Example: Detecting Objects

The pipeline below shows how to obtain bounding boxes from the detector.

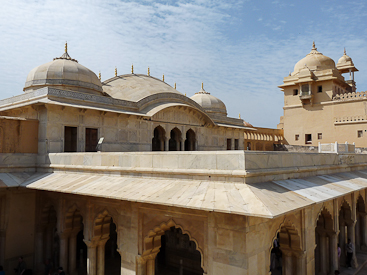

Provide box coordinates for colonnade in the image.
[152,126,196,151]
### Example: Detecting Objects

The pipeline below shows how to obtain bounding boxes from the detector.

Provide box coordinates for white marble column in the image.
[59,232,70,272]
[146,253,158,275]
[97,238,109,275]
[296,252,306,275]
[136,255,147,275]
[347,222,358,268]
[69,233,78,275]
[362,214,367,251]
[339,222,346,267]
[164,139,169,151]
[282,249,293,275]
[319,234,327,274]
[329,233,338,275]
[85,240,97,275]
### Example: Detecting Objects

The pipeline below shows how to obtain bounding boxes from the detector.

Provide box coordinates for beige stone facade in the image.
[278,42,367,148]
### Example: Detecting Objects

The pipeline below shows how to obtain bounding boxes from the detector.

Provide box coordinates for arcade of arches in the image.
[3,179,367,275]
[152,126,196,151]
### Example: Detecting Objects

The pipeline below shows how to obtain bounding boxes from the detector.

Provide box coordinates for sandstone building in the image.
[0,45,367,275]
[278,42,367,148]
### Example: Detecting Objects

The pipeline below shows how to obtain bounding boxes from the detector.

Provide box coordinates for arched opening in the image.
[64,206,84,275]
[152,126,166,151]
[91,212,121,275]
[105,218,121,275]
[156,226,203,275]
[270,222,302,275]
[169,128,182,151]
[356,196,367,252]
[339,201,356,268]
[41,205,58,272]
[315,208,336,274]
[184,129,196,151]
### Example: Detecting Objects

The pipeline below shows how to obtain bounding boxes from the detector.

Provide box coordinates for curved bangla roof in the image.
[102,74,183,102]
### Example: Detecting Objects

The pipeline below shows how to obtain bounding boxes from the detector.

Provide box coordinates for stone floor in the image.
[340,251,367,275]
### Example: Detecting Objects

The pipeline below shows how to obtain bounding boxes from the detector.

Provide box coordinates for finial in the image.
[185,93,186,96]
[99,71,101,80]
[239,113,241,119]
[65,41,67,53]
[131,64,134,74]
[115,67,117,77]
[162,74,164,82]
[174,83,176,89]
[312,41,315,49]
[148,67,150,76]
[201,82,204,90]
[344,47,346,55]
[289,71,291,76]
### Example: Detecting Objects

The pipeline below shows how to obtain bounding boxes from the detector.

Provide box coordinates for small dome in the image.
[190,84,227,116]
[24,44,102,94]
[336,48,358,73]
[293,42,336,74]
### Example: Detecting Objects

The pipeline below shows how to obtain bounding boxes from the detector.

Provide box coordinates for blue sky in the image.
[0,0,366,127]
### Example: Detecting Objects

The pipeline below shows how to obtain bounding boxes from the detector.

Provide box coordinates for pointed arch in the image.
[143,219,204,270]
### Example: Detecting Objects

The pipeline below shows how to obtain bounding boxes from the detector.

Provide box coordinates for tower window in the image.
[358,130,363,138]
[305,134,312,144]
[318,86,322,93]
[318,133,322,140]
[293,89,298,96]
[295,134,299,141]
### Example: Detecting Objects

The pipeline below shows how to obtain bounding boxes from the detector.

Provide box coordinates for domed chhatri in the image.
[293,42,336,75]
[336,48,358,73]
[24,43,103,94]
[190,83,227,116]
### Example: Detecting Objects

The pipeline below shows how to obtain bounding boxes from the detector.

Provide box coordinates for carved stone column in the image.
[295,251,306,275]
[164,138,169,151]
[362,214,367,251]
[282,249,293,275]
[339,221,346,266]
[97,238,109,275]
[347,222,358,268]
[146,252,158,275]
[319,234,327,274]
[69,230,79,275]
[60,232,70,272]
[84,240,98,275]
[136,255,147,275]
[329,233,338,275]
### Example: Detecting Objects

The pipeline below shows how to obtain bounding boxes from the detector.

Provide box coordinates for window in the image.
[358,130,363,138]
[293,89,298,96]
[318,133,322,140]
[85,128,98,152]
[247,142,251,150]
[301,84,309,94]
[64,126,77,152]
[295,134,299,141]
[234,139,239,150]
[227,139,232,150]
[305,134,312,144]
[318,85,322,93]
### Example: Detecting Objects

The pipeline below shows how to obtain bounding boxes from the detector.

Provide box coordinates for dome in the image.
[24,44,102,94]
[293,42,336,74]
[190,84,227,116]
[336,48,358,73]
[243,121,253,127]
[102,74,183,102]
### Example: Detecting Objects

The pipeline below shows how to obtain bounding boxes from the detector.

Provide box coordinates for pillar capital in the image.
[98,238,109,246]
[84,239,99,248]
